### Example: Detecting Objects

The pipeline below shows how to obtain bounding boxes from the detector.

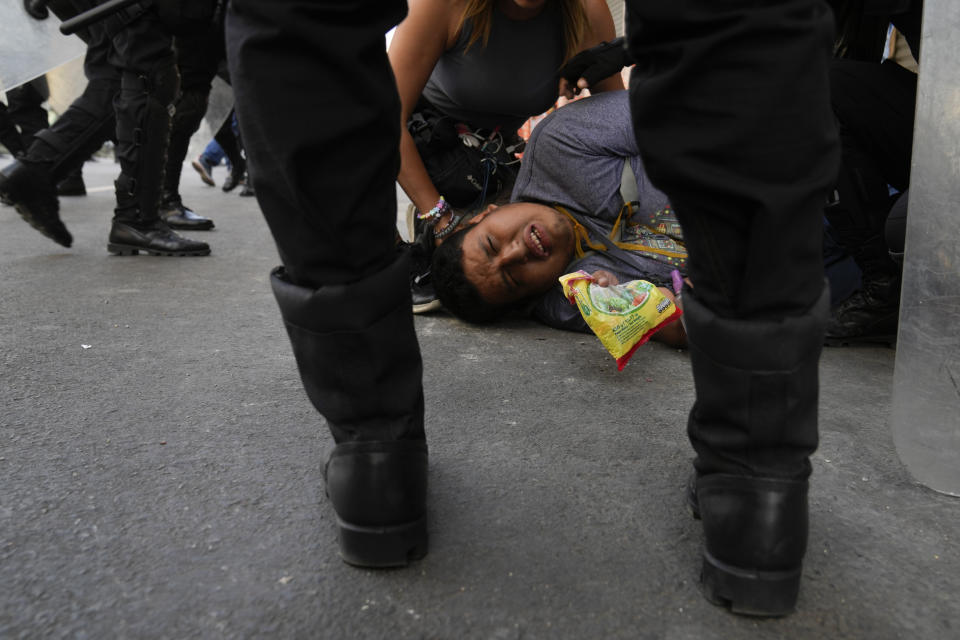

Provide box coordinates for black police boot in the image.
[108,218,211,256]
[57,165,87,196]
[0,159,71,246]
[108,64,209,256]
[270,252,427,567]
[159,192,215,231]
[688,473,809,617]
[681,285,829,616]
[109,175,210,256]
[325,440,428,567]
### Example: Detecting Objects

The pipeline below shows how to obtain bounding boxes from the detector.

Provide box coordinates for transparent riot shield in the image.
[891,0,960,497]
[204,75,234,137]
[46,57,88,116]
[0,4,85,94]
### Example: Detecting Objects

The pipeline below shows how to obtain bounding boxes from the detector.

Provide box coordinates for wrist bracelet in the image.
[433,212,464,240]
[417,196,450,221]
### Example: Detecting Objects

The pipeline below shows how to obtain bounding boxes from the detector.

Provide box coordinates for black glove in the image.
[558,37,634,92]
[24,0,49,20]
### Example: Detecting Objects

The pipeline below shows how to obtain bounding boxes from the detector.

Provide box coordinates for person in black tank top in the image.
[389,0,624,313]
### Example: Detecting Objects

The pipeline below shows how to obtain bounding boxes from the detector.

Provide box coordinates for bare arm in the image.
[388,0,462,217]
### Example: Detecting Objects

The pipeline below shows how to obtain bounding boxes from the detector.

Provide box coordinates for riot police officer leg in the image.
[683,285,829,616]
[159,32,219,231]
[107,26,209,257]
[227,0,426,567]
[0,37,118,248]
[159,83,215,231]
[270,254,428,567]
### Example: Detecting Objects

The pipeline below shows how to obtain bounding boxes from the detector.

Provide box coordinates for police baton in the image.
[59,0,144,35]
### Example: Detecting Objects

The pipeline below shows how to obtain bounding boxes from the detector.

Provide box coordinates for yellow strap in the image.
[554,205,608,258]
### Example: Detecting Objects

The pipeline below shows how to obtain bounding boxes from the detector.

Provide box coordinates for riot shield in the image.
[46,57,88,116]
[891,0,960,497]
[0,3,86,95]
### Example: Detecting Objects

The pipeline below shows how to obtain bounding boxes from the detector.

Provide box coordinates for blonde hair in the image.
[457,0,589,64]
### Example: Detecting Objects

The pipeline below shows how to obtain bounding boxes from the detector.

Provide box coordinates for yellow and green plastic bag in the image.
[560,270,682,370]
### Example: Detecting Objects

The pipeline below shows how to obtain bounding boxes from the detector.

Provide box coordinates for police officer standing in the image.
[625,0,839,617]
[226,0,428,568]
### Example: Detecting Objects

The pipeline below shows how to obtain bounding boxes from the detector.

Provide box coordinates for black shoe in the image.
[409,234,441,314]
[56,171,87,197]
[325,440,428,568]
[222,165,245,193]
[824,275,899,346]
[0,160,71,247]
[108,219,211,256]
[238,180,255,197]
[688,472,808,617]
[160,197,215,231]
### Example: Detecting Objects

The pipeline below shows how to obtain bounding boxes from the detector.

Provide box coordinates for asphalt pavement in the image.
[2,158,958,639]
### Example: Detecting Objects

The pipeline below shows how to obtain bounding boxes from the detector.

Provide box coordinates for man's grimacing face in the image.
[460,202,577,306]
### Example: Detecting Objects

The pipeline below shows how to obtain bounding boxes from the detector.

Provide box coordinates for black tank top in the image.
[421,2,564,131]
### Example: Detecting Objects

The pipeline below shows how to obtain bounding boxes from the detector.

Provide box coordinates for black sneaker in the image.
[409,235,441,314]
[824,276,899,347]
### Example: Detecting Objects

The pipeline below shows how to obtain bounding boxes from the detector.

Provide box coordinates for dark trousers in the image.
[827,58,917,278]
[227,0,406,287]
[163,27,225,200]
[626,0,840,478]
[227,0,425,444]
[33,0,176,221]
[26,20,118,182]
[6,78,49,148]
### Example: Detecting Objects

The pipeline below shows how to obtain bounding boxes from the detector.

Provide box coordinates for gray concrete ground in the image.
[2,159,958,639]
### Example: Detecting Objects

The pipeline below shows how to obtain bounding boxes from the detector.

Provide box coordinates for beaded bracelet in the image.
[417,196,450,221]
[433,212,464,240]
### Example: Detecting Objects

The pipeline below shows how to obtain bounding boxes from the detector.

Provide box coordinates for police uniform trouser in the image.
[162,26,225,203]
[626,0,840,480]
[826,58,917,282]
[226,0,425,445]
[31,0,177,223]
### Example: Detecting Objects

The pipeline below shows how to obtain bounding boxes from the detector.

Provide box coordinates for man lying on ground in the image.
[430,90,689,347]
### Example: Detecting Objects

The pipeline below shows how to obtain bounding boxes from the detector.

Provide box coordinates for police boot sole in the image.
[700,549,801,617]
[108,242,211,257]
[336,514,427,568]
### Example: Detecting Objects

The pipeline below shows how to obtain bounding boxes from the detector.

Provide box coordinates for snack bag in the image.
[559,270,682,370]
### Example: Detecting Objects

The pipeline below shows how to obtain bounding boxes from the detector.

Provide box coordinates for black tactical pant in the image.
[227,0,425,444]
[162,23,226,202]
[30,0,177,223]
[626,0,840,479]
